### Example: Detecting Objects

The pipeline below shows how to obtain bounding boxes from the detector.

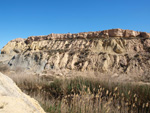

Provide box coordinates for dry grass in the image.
[1,67,150,113]
[38,78,150,113]
[6,74,150,113]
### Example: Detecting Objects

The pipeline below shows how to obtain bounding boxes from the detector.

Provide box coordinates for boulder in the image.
[0,72,45,113]
[108,28,124,37]
[124,30,140,37]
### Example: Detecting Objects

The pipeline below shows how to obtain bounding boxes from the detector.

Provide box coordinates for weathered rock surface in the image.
[1,28,150,82]
[0,72,45,113]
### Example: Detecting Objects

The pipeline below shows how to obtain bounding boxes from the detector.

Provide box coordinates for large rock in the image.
[124,30,140,37]
[108,28,124,37]
[0,72,45,113]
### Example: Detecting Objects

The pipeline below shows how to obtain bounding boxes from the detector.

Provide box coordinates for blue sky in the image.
[0,0,150,50]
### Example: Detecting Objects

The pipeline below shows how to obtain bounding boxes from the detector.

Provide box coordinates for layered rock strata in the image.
[25,29,149,44]
[1,28,150,82]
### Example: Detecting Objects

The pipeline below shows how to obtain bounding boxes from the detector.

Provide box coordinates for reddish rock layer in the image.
[24,29,150,44]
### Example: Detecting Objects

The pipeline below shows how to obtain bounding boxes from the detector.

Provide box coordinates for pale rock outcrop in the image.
[10,38,25,42]
[0,72,45,113]
[1,38,26,55]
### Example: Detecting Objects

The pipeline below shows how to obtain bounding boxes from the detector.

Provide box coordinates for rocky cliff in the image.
[0,72,45,113]
[1,28,150,82]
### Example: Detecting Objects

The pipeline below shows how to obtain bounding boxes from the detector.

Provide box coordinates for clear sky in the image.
[0,0,150,50]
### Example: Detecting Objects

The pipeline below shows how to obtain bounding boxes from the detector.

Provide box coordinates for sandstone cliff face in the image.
[1,29,150,82]
[0,72,45,113]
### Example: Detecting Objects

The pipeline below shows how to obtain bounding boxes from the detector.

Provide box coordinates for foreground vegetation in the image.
[1,65,150,113]
[14,76,150,113]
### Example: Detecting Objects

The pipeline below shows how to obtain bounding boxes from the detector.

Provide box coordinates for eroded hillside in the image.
[1,28,150,83]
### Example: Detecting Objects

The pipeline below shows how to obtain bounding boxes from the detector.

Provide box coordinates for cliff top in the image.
[10,28,150,44]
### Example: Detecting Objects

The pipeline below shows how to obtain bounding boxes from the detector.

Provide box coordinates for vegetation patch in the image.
[9,75,150,113]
